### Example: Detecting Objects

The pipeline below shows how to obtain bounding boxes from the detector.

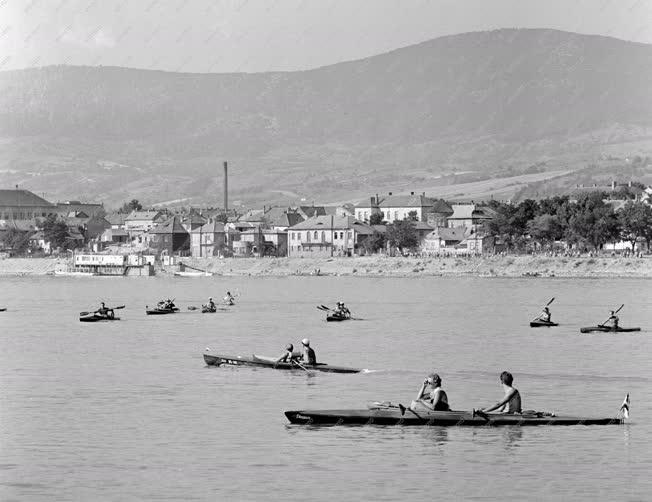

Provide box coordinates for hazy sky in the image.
[1,0,650,73]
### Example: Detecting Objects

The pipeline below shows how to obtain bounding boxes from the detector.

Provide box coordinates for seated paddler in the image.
[277,343,298,363]
[300,338,317,365]
[537,306,551,322]
[411,373,450,411]
[480,371,522,414]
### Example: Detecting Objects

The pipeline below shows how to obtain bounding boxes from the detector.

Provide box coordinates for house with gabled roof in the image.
[447,204,496,229]
[124,210,167,237]
[287,215,375,257]
[0,188,57,224]
[149,216,190,255]
[190,220,231,257]
[355,192,435,223]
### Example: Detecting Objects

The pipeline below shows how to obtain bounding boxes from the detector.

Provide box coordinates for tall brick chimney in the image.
[223,161,228,211]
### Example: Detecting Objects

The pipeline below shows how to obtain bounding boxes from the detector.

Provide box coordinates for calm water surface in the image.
[1,276,651,501]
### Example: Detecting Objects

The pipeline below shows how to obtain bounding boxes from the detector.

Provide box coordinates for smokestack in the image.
[223,161,228,211]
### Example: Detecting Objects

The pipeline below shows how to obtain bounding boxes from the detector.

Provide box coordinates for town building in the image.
[190,220,229,258]
[355,192,435,223]
[149,216,190,255]
[124,210,167,238]
[447,203,496,229]
[0,189,57,231]
[287,215,374,257]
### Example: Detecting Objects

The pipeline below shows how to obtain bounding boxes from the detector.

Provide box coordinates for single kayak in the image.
[327,313,350,322]
[530,320,559,327]
[203,352,362,374]
[0,308,6,312]
[580,326,641,333]
[145,307,180,315]
[80,314,120,323]
[284,407,624,426]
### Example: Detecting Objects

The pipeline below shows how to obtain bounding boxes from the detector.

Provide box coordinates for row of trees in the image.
[485,193,652,251]
[0,214,83,255]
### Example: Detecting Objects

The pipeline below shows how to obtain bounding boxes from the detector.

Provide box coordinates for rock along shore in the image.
[1,255,651,278]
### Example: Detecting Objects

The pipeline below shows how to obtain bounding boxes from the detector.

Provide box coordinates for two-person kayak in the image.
[580,326,641,333]
[284,406,624,426]
[203,351,362,374]
[146,307,179,315]
[80,313,120,322]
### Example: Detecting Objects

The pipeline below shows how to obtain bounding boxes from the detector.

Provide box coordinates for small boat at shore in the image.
[203,351,362,374]
[580,326,641,333]
[530,320,559,327]
[80,313,120,322]
[284,406,624,427]
[174,271,213,277]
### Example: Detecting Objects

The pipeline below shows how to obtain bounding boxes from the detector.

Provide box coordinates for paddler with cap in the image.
[301,338,317,365]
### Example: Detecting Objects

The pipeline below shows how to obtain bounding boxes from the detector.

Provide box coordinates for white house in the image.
[355,193,435,223]
[287,215,374,257]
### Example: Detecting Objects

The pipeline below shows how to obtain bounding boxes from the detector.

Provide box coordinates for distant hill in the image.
[1,28,651,207]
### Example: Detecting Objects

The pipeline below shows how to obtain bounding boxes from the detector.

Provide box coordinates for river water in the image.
[1,276,651,501]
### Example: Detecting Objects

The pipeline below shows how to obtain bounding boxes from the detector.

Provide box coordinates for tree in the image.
[565,193,620,249]
[369,212,384,225]
[407,210,418,222]
[527,214,564,248]
[361,230,386,254]
[1,228,31,254]
[386,220,418,253]
[618,201,652,251]
[119,199,143,214]
[40,214,79,251]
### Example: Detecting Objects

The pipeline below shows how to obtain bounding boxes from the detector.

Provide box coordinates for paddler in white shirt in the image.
[412,373,450,411]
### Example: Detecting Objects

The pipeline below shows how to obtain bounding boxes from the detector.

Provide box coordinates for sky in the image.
[1,0,650,73]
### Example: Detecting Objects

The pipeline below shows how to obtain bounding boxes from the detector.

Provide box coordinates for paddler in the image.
[97,302,114,318]
[224,291,235,305]
[301,338,317,365]
[277,343,297,363]
[480,371,522,414]
[206,297,216,311]
[412,373,450,411]
[537,306,552,323]
[605,310,619,329]
[335,301,350,318]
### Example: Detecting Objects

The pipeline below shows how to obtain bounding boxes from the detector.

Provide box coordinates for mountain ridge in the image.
[1,28,651,207]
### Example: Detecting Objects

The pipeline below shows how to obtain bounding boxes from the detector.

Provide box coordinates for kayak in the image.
[284,407,624,426]
[202,307,217,313]
[203,352,362,374]
[580,326,641,333]
[327,314,350,322]
[146,307,180,315]
[80,314,120,322]
[530,320,559,327]
[0,308,6,312]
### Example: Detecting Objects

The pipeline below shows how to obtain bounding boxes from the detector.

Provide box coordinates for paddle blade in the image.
[546,297,555,306]
[79,311,90,316]
[398,403,406,416]
[620,393,630,419]
[114,305,126,310]
[615,304,625,314]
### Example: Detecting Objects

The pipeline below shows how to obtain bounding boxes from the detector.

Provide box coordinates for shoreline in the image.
[1,255,651,278]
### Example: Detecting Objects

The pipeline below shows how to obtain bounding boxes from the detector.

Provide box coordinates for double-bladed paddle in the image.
[531,297,555,322]
[291,359,314,376]
[398,403,423,419]
[79,305,125,316]
[599,304,624,327]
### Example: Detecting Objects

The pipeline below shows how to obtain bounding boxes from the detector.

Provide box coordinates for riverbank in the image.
[2,255,651,278]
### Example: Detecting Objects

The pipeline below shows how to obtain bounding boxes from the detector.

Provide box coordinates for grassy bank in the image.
[1,255,650,278]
